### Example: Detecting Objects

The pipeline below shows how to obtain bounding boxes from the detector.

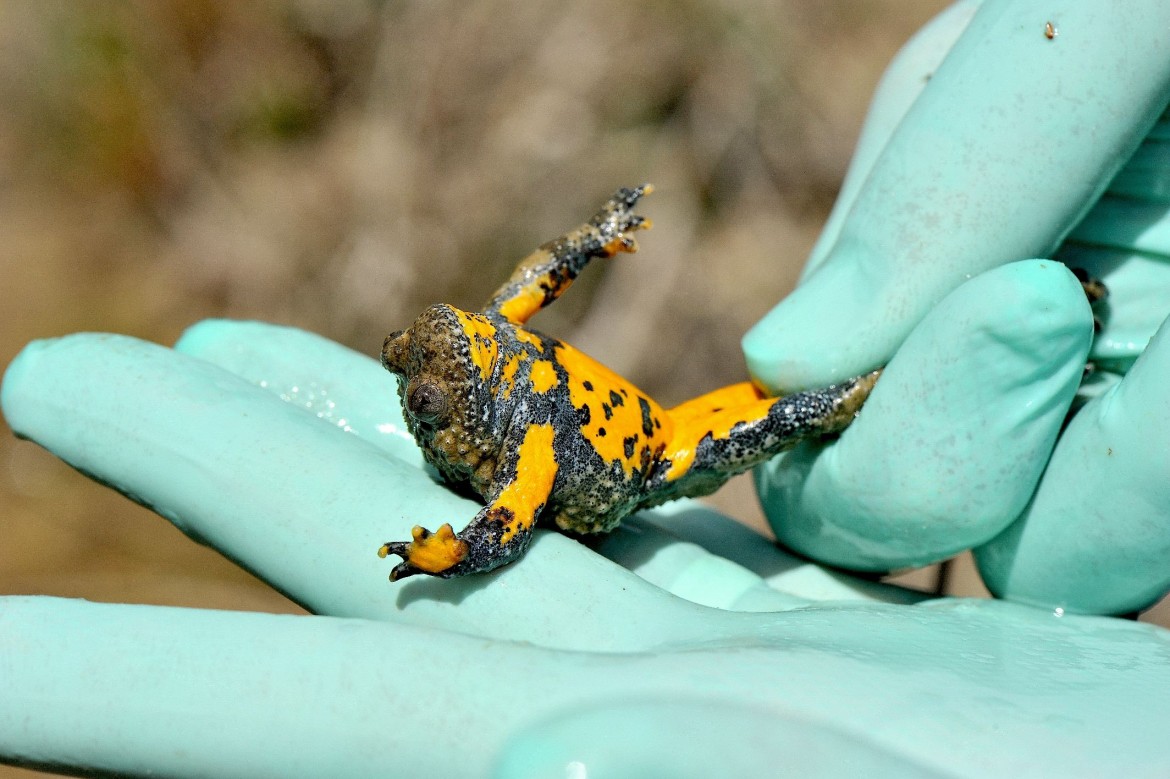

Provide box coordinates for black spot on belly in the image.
[583,380,594,392]
[598,427,607,437]
[639,397,654,436]
[609,390,624,407]
[623,434,638,458]
[602,402,613,420]
[578,404,591,425]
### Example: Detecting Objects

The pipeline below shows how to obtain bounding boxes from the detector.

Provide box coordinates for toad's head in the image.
[381,304,502,487]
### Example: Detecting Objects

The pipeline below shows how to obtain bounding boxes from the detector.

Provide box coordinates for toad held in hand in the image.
[379,185,877,580]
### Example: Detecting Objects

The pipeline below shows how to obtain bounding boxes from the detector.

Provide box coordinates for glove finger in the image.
[629,503,928,606]
[0,334,710,650]
[802,0,979,280]
[745,1,1170,392]
[494,699,941,779]
[5,595,1170,778]
[975,312,1170,615]
[756,260,1093,571]
[175,318,424,466]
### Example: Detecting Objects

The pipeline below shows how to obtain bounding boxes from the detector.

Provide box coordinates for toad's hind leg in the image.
[656,371,880,496]
[484,185,653,325]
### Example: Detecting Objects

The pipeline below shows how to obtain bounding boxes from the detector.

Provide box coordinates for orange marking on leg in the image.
[663,396,778,481]
[497,424,559,544]
[489,248,558,325]
[668,382,766,423]
[497,287,547,325]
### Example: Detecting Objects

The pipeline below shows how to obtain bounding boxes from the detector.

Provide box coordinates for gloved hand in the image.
[5,1,1170,776]
[5,323,1170,778]
[744,0,1170,615]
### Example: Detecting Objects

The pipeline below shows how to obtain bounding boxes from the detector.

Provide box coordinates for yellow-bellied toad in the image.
[379,185,877,580]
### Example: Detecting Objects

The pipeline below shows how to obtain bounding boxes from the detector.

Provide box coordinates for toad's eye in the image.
[406,380,449,425]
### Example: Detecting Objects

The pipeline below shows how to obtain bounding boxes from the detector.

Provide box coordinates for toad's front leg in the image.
[379,425,559,580]
[484,185,652,325]
[378,499,547,581]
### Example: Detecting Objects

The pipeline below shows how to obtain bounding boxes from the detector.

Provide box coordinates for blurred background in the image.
[3,5,1166,762]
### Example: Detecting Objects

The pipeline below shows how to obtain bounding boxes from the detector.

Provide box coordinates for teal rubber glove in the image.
[5,324,1170,778]
[6,2,1170,774]
[745,0,1170,388]
[745,0,1170,615]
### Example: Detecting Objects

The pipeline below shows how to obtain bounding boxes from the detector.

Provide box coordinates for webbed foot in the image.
[378,523,469,581]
